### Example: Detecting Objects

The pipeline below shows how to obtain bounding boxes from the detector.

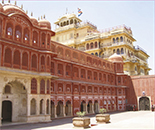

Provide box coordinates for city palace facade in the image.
[0,2,154,126]
[51,13,151,76]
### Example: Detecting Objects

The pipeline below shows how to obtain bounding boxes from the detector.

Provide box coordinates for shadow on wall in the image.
[126,76,137,111]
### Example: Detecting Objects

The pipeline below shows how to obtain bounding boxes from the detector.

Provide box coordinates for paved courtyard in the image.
[1,111,155,129]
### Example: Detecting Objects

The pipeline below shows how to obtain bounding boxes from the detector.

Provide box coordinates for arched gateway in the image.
[139,97,150,110]
[2,101,12,122]
[1,80,27,122]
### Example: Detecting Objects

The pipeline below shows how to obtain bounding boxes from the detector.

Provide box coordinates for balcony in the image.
[55,24,77,32]
[84,33,100,41]
[112,42,133,48]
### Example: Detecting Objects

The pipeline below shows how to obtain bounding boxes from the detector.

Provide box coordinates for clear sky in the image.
[6,0,154,75]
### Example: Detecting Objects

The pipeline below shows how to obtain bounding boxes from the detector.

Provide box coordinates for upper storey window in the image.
[6,23,13,38]
[16,30,20,38]
[4,48,12,65]
[70,19,73,24]
[47,34,50,46]
[67,21,69,25]
[117,49,120,54]
[33,31,38,45]
[7,27,12,35]
[41,33,46,48]
[86,43,89,50]
[95,42,97,48]
[25,34,28,40]
[120,36,123,42]
[15,25,22,41]
[24,28,29,44]
[113,38,115,43]
[0,19,2,36]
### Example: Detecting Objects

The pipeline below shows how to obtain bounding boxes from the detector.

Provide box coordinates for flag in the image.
[78,8,83,17]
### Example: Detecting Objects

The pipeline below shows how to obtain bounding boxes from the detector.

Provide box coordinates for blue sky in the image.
[7,0,154,75]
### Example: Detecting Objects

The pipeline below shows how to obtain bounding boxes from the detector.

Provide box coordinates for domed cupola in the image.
[0,3,4,12]
[108,53,123,62]
[38,15,51,30]
[30,13,38,26]
[109,53,124,73]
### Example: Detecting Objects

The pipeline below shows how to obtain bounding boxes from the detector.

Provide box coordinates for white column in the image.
[43,99,46,114]
[71,105,73,116]
[98,103,100,113]
[92,104,94,113]
[63,105,66,117]
[106,104,108,112]
[27,94,31,116]
[85,104,88,114]
[48,99,50,115]
[45,79,47,94]
[54,105,57,118]
[36,98,40,115]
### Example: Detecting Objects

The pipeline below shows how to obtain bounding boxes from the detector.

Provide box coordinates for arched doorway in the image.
[94,100,99,113]
[80,100,86,112]
[139,97,150,110]
[87,100,92,113]
[2,101,12,122]
[65,100,71,116]
[51,101,55,118]
[56,101,63,117]
[2,80,27,122]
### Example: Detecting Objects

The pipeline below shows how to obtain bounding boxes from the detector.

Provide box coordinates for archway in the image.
[2,101,12,122]
[94,100,99,113]
[65,100,71,116]
[87,100,92,113]
[2,80,27,122]
[51,101,55,118]
[80,100,86,112]
[56,101,63,117]
[139,97,150,110]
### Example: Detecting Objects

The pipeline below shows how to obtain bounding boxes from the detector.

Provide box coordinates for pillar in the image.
[71,105,73,116]
[85,103,88,114]
[48,99,50,115]
[54,105,57,118]
[27,94,31,116]
[36,98,39,115]
[114,104,116,111]
[98,103,100,113]
[90,103,92,113]
[92,103,94,113]
[63,105,66,117]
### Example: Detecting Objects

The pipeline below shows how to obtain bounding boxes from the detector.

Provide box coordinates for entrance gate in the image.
[139,97,150,110]
[2,101,12,122]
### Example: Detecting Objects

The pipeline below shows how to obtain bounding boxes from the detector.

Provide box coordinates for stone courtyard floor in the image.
[1,111,155,129]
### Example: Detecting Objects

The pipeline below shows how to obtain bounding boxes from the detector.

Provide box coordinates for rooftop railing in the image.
[134,45,147,54]
[78,20,97,30]
[99,24,132,34]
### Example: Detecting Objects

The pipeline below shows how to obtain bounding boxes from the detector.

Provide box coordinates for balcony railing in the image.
[99,24,132,35]
[112,42,133,48]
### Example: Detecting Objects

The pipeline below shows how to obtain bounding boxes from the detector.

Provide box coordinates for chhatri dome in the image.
[0,3,3,12]
[108,53,123,62]
[38,15,51,30]
[30,12,38,26]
